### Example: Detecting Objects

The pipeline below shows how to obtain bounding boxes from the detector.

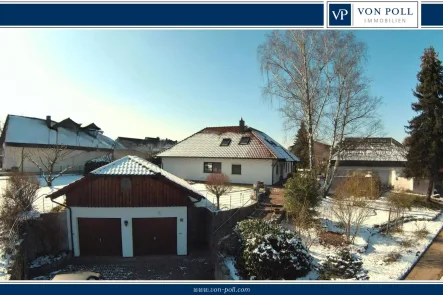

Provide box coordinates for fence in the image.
[196,188,256,211]
[39,165,84,176]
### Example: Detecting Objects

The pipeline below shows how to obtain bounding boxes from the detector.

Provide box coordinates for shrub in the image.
[399,238,414,248]
[0,173,40,248]
[235,219,312,280]
[284,171,321,208]
[319,248,369,280]
[384,252,402,264]
[318,231,347,248]
[413,221,429,240]
[331,173,375,244]
[84,157,111,175]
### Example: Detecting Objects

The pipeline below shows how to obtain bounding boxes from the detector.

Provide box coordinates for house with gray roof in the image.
[157,119,299,185]
[0,114,127,173]
[331,137,429,193]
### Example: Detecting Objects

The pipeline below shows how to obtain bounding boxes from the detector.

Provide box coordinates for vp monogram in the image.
[332,9,349,20]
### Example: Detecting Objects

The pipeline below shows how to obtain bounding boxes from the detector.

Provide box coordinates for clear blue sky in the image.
[1,30,442,147]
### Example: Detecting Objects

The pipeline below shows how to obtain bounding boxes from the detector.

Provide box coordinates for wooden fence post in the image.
[387,207,392,234]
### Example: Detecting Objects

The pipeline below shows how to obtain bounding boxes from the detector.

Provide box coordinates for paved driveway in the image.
[32,251,214,280]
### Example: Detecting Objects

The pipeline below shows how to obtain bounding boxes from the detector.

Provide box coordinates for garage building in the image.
[46,155,207,257]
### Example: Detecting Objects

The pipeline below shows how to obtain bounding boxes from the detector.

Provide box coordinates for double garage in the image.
[45,156,206,258]
[71,207,188,257]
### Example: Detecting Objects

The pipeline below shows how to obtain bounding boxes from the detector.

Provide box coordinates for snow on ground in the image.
[190,183,255,212]
[298,196,443,281]
[29,252,67,269]
[0,174,80,280]
[318,195,440,228]
[0,174,82,214]
[0,246,10,281]
[224,257,241,280]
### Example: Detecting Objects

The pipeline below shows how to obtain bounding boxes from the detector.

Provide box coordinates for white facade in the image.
[161,157,293,185]
[69,207,188,257]
[2,146,111,172]
[332,166,430,194]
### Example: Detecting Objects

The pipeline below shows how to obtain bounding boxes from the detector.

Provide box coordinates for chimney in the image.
[239,118,245,133]
[46,116,52,128]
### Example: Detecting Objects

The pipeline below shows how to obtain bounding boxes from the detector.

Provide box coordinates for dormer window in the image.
[239,137,251,145]
[220,138,231,146]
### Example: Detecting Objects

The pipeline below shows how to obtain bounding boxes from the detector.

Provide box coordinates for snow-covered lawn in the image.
[0,174,80,281]
[0,174,82,214]
[296,196,443,281]
[190,183,255,211]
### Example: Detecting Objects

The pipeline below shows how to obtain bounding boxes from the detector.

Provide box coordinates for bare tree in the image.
[330,173,377,244]
[0,173,40,248]
[27,145,73,187]
[259,31,341,170]
[259,31,382,191]
[205,173,232,210]
[321,33,383,196]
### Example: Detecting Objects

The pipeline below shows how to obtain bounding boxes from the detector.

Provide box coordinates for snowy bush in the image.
[318,248,369,280]
[235,219,313,280]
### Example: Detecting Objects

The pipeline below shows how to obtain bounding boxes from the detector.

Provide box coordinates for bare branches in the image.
[259,31,339,169]
[205,173,232,210]
[27,145,73,187]
[331,173,378,243]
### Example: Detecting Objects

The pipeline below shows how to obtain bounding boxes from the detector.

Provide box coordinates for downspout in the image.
[50,198,74,255]
[272,160,279,185]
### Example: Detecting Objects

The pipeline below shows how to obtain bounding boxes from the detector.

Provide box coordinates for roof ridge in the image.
[90,156,128,174]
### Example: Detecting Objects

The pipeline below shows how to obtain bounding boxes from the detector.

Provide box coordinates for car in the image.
[52,271,103,280]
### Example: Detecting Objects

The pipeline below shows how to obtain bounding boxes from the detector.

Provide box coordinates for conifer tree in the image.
[291,122,309,169]
[405,47,443,201]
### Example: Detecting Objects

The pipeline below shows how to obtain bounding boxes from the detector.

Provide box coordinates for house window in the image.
[232,164,241,175]
[204,162,222,173]
[220,138,232,146]
[276,165,279,175]
[239,137,251,145]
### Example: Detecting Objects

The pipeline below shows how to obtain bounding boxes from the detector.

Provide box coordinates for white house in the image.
[157,119,299,186]
[331,137,429,194]
[0,114,127,173]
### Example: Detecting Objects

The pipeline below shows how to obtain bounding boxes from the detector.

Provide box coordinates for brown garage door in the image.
[132,218,177,255]
[78,218,122,256]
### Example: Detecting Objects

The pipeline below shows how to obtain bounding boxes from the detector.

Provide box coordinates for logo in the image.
[332,8,348,20]
[329,3,352,26]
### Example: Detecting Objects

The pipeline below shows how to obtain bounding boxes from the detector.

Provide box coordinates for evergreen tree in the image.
[405,47,443,201]
[291,122,309,169]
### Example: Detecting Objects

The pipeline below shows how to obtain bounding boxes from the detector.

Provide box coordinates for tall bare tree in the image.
[321,33,383,196]
[259,31,341,170]
[28,145,73,187]
[259,31,382,194]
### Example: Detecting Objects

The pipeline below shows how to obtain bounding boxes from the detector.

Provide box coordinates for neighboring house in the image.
[45,155,208,257]
[116,136,177,159]
[289,141,331,173]
[0,114,127,173]
[157,119,299,186]
[330,137,429,194]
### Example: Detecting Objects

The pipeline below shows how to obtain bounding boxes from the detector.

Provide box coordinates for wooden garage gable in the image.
[46,156,204,207]
[66,175,194,207]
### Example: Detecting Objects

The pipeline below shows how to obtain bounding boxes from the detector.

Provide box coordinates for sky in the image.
[0,29,442,147]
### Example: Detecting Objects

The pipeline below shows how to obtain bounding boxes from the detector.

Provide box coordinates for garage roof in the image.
[46,156,204,200]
